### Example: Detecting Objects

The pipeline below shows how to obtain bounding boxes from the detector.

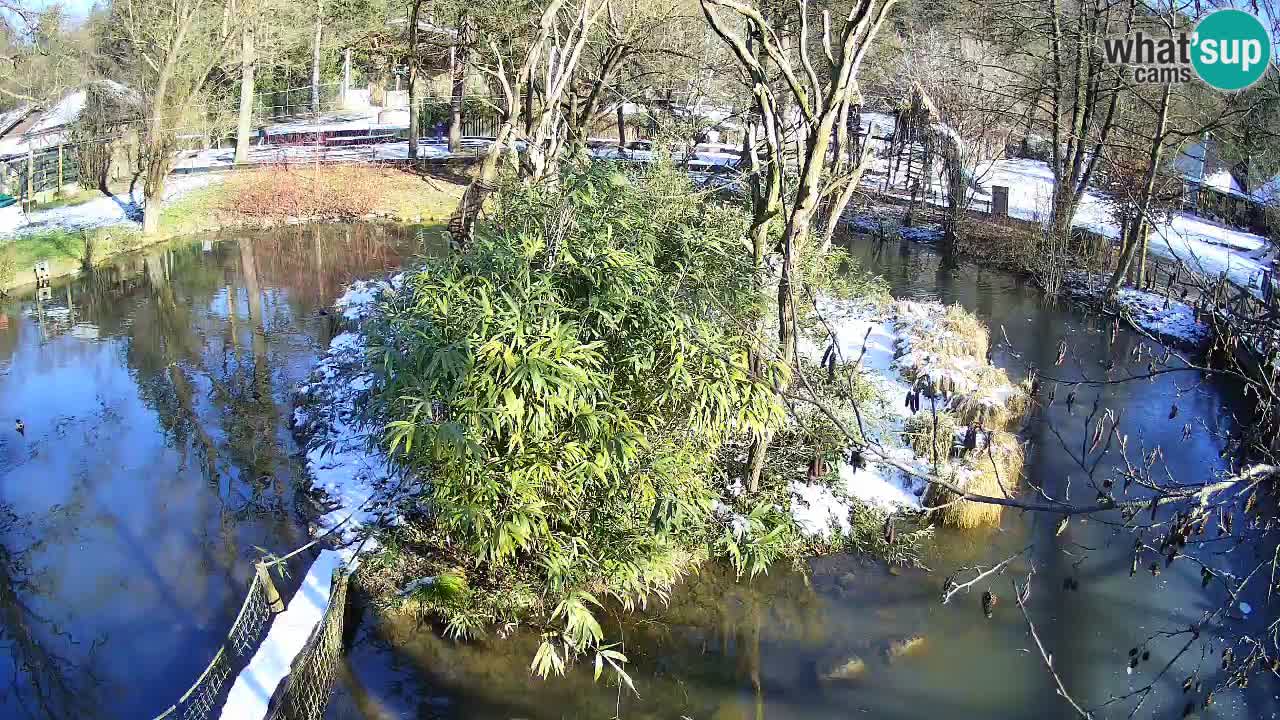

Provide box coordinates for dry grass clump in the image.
[0,248,14,291]
[219,165,463,222]
[925,431,1024,529]
[949,365,1030,429]
[893,301,1034,529]
[902,411,958,468]
[222,164,383,219]
[940,304,989,360]
[896,301,989,361]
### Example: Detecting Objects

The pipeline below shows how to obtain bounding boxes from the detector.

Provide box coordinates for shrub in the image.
[0,247,14,290]
[903,411,959,470]
[220,165,386,219]
[366,161,785,674]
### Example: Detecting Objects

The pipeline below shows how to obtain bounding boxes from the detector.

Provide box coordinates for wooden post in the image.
[342,48,352,109]
[57,144,64,192]
[256,562,285,613]
[26,148,34,202]
[991,185,1010,218]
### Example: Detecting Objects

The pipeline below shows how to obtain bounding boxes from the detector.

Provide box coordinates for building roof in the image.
[0,81,140,161]
[1176,139,1278,206]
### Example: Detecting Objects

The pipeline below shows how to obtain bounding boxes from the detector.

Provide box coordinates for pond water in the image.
[0,223,436,719]
[326,233,1278,720]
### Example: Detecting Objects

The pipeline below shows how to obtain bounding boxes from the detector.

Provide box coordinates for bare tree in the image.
[102,0,237,234]
[447,0,580,243]
[234,2,257,164]
[311,0,325,115]
[702,0,896,492]
[0,2,89,106]
[407,0,426,158]
[448,10,470,152]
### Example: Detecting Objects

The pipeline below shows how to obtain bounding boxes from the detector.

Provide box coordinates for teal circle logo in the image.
[1192,9,1272,91]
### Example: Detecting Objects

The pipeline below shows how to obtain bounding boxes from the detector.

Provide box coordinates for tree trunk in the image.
[616,104,625,147]
[143,28,183,236]
[448,17,467,153]
[741,21,783,494]
[818,143,871,254]
[142,168,165,234]
[234,25,256,165]
[1135,226,1149,288]
[523,80,534,137]
[311,0,323,115]
[1106,82,1172,300]
[407,0,423,159]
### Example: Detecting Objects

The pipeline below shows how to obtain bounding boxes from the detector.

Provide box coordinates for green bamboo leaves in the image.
[370,162,782,679]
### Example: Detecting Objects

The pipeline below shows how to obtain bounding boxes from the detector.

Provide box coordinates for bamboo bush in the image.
[364,161,786,677]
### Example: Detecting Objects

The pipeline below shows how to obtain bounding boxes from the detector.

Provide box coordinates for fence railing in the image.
[0,143,83,203]
[146,548,352,720]
[254,82,345,122]
[150,563,280,720]
[264,568,351,720]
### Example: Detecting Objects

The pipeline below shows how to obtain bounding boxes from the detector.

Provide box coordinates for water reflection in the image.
[328,233,1276,720]
[0,223,439,719]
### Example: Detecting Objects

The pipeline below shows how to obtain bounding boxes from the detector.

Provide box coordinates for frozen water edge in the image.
[221,276,405,720]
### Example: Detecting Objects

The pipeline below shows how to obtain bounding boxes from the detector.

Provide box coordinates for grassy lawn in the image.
[1,165,466,293]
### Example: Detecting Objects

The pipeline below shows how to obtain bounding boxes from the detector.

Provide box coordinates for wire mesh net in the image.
[151,570,274,720]
[264,569,350,720]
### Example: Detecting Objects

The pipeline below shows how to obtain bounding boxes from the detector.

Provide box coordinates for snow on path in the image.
[221,277,406,720]
[172,138,497,171]
[0,174,220,238]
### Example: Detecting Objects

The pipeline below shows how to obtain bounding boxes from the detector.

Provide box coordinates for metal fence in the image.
[255,82,345,122]
[146,555,351,720]
[264,568,351,720]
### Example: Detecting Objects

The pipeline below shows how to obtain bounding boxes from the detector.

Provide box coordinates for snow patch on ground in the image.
[0,174,221,238]
[790,298,927,534]
[787,297,1027,539]
[856,154,1273,296]
[292,277,407,538]
[1064,272,1210,350]
[972,158,1274,295]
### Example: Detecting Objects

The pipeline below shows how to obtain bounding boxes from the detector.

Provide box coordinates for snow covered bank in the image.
[0,174,220,238]
[785,297,1030,538]
[221,277,406,720]
[961,158,1273,295]
[1064,272,1210,351]
[855,152,1273,296]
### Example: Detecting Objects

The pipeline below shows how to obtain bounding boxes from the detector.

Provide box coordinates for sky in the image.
[23,0,97,20]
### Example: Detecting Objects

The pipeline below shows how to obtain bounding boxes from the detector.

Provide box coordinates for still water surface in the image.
[325,233,1277,720]
[0,223,431,719]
